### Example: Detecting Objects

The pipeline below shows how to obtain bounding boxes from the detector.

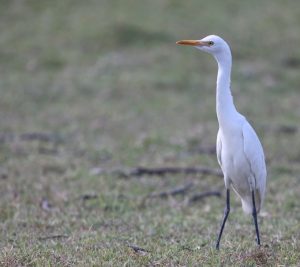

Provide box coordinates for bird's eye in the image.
[208,41,214,46]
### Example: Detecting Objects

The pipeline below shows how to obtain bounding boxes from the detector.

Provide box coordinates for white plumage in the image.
[177,35,267,248]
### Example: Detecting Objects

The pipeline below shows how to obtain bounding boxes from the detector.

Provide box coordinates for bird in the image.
[176,35,267,249]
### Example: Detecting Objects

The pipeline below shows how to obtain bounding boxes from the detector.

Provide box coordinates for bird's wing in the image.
[242,121,267,195]
[216,129,222,167]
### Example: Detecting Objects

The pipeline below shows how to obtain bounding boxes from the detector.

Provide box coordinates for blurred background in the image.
[0,0,300,265]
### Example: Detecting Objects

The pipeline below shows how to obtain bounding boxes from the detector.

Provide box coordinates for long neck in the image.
[215,52,237,126]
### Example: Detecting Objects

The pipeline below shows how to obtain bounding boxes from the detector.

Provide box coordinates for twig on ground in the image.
[126,166,222,177]
[127,244,150,255]
[188,191,221,203]
[0,132,63,144]
[90,166,222,178]
[79,193,99,201]
[148,182,194,198]
[20,132,63,143]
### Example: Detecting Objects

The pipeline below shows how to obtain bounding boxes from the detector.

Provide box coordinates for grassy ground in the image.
[1,0,300,266]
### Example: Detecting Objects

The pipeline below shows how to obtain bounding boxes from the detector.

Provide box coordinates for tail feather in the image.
[241,197,253,214]
[240,189,262,214]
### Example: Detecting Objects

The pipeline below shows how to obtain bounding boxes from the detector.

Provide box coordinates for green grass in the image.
[1,0,300,265]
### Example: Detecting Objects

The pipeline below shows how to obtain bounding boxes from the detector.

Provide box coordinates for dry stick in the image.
[20,132,62,143]
[189,191,221,203]
[127,244,150,254]
[79,193,99,201]
[0,132,63,144]
[148,182,194,198]
[97,166,223,178]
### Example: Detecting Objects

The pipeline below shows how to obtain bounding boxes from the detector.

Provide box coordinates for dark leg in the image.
[252,190,261,246]
[215,189,230,250]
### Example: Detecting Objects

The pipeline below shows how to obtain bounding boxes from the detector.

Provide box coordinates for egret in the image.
[176,35,267,249]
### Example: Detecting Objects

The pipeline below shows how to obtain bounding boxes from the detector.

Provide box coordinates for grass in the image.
[0,0,300,265]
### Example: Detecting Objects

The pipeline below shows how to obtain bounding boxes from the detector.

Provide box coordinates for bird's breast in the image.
[219,131,251,187]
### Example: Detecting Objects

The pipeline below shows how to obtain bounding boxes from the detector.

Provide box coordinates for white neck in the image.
[214,51,237,127]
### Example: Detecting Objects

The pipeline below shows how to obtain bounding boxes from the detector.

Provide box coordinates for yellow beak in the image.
[176,40,209,46]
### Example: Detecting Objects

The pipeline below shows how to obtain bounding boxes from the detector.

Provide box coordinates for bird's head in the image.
[176,35,230,58]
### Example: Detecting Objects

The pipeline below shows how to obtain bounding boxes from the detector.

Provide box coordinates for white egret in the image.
[176,35,267,249]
